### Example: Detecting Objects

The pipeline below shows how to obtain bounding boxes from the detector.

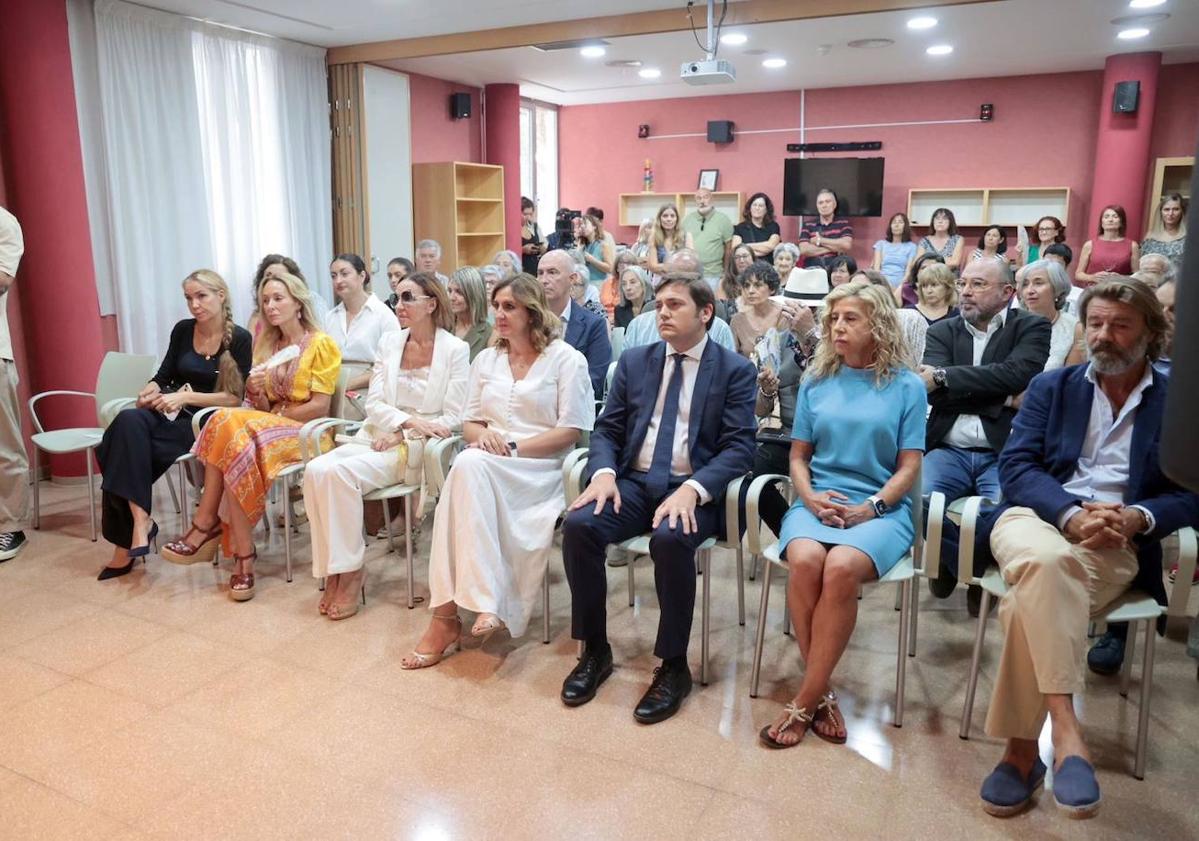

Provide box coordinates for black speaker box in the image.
[449,92,471,120]
[707,120,734,144]
[1113,81,1140,114]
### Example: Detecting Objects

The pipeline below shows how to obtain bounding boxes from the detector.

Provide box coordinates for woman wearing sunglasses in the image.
[302,272,469,620]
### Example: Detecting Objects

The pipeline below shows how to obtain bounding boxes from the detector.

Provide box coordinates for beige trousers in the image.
[0,359,28,532]
[984,506,1139,740]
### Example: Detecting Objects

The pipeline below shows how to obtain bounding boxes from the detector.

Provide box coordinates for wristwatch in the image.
[866,495,888,517]
[932,367,948,389]
[507,440,518,453]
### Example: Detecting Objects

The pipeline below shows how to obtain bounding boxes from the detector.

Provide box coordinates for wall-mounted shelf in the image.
[908,187,1070,228]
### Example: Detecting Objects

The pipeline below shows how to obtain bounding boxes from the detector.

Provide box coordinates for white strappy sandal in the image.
[400,615,461,670]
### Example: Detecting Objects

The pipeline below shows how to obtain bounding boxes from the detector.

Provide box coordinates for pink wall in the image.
[560,64,1199,267]
[408,71,483,164]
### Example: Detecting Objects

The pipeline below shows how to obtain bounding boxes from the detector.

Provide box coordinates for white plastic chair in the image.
[610,326,625,360]
[744,472,935,728]
[29,351,157,541]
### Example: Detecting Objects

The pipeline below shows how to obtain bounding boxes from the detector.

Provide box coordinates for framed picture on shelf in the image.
[697,169,719,191]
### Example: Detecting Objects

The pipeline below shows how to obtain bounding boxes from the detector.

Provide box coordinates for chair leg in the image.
[895,578,911,728]
[748,552,757,581]
[749,557,773,698]
[178,461,188,515]
[1134,620,1155,780]
[32,447,40,529]
[627,551,635,607]
[283,475,293,583]
[542,567,551,644]
[735,548,746,627]
[403,495,415,609]
[959,589,992,739]
[908,576,919,657]
[1121,621,1139,698]
[701,549,711,686]
[166,471,181,515]
[894,586,903,611]
[783,588,792,637]
[87,447,97,542]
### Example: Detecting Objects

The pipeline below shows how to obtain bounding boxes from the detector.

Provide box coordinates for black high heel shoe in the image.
[128,521,158,560]
[98,522,158,582]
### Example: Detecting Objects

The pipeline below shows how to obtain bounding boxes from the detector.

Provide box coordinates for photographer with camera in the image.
[520,196,546,275]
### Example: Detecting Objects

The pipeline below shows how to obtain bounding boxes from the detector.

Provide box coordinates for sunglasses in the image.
[395,291,431,305]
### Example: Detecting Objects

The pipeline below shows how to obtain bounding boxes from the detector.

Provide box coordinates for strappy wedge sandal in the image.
[400,614,462,670]
[161,519,223,565]
[759,702,814,749]
[229,551,256,602]
[813,689,848,745]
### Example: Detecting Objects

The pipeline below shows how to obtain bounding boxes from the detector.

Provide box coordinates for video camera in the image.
[554,208,582,249]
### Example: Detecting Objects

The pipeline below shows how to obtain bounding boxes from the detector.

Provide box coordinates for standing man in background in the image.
[682,188,734,290]
[0,205,28,562]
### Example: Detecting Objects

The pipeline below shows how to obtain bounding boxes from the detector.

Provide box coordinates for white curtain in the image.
[91,0,331,356]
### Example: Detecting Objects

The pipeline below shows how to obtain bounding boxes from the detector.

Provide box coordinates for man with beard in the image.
[975,277,1198,820]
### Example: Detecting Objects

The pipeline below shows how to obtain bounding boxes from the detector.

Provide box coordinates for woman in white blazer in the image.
[303,272,469,620]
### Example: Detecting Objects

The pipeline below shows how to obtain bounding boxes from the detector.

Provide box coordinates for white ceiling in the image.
[133,0,1199,104]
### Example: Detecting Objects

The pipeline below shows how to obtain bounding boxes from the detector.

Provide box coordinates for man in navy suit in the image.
[976,278,1198,820]
[537,249,611,398]
[560,274,756,723]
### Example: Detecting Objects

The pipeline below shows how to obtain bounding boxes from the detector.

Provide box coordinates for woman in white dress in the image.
[1018,259,1085,371]
[303,272,469,620]
[322,253,401,389]
[402,273,595,669]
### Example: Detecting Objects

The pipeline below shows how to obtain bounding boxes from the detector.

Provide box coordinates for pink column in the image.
[0,0,107,476]
[1086,52,1162,240]
[483,83,523,254]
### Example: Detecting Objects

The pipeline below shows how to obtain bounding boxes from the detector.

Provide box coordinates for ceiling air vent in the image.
[532,38,611,52]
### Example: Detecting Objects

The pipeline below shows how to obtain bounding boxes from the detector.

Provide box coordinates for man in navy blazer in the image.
[560,274,756,723]
[537,249,611,398]
[975,278,1198,820]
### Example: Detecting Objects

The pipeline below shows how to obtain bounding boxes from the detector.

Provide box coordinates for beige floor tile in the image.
[83,630,239,707]
[0,769,132,841]
[0,581,104,650]
[12,609,170,676]
[0,652,72,707]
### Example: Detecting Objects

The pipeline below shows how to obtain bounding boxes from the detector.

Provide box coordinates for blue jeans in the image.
[923,446,1002,578]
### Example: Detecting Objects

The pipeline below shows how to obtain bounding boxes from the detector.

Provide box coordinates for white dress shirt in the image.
[1058,362,1156,533]
[324,293,400,363]
[593,335,712,502]
[943,308,1007,450]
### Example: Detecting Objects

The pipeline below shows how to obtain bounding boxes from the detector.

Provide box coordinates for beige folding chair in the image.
[744,472,934,728]
[30,351,157,541]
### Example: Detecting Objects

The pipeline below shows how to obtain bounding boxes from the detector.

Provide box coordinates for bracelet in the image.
[760,389,778,398]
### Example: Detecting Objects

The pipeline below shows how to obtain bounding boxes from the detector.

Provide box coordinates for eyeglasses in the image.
[955,279,999,293]
[1037,226,1057,233]
[395,291,431,305]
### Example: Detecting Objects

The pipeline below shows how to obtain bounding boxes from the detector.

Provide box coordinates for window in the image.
[520,100,558,235]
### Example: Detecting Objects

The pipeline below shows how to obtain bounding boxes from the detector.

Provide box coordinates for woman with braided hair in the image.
[95,270,252,580]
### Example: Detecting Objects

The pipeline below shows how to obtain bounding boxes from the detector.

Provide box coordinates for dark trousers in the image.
[751,441,790,537]
[96,407,194,549]
[562,472,722,660]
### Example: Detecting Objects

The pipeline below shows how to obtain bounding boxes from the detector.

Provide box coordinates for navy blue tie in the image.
[646,353,686,500]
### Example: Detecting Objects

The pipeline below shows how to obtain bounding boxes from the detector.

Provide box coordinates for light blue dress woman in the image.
[584,239,606,283]
[778,366,927,576]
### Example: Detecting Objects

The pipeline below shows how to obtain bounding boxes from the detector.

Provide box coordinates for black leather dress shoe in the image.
[633,662,692,724]
[561,645,613,707]
[928,562,957,599]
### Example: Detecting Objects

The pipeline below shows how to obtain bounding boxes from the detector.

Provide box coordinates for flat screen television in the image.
[782,157,885,217]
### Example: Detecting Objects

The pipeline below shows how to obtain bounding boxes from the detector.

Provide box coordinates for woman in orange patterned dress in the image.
[161,273,341,601]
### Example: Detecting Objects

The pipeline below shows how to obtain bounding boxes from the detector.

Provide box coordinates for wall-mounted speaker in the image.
[449,92,471,120]
[1113,81,1140,114]
[707,120,734,144]
[638,124,650,138]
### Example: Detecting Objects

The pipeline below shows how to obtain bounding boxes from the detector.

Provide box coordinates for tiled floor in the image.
[4,479,1198,840]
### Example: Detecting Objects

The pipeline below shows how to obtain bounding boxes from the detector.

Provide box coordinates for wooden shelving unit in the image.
[412,162,506,272]
[619,191,743,227]
[907,187,1070,228]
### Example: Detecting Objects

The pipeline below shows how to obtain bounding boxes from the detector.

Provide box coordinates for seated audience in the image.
[401,274,594,667]
[1019,259,1085,371]
[826,255,857,288]
[919,257,1050,611]
[415,239,450,285]
[730,262,788,359]
[1139,192,1186,272]
[646,203,691,278]
[493,249,521,280]
[561,274,756,722]
[520,196,546,275]
[798,188,853,270]
[161,273,341,601]
[854,268,928,366]
[1019,216,1065,266]
[732,192,782,259]
[96,271,252,580]
[623,249,737,352]
[975,278,1197,820]
[872,212,918,288]
[323,253,400,388]
[898,251,945,309]
[1043,241,1073,269]
[570,269,608,321]
[1155,278,1175,376]
[970,225,1010,265]
[248,254,305,339]
[384,257,415,310]
[917,207,965,272]
[1133,253,1175,289]
[537,250,612,398]
[722,243,756,309]
[773,241,801,282]
[304,272,468,620]
[682,188,735,287]
[1076,205,1138,288]
[447,266,494,361]
[759,280,926,747]
[614,265,653,329]
[912,261,959,326]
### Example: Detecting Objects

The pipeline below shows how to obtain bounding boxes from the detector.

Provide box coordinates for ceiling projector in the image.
[680,59,736,85]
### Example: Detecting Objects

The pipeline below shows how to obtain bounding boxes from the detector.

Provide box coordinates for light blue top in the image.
[872,240,918,287]
[623,309,736,352]
[585,240,606,282]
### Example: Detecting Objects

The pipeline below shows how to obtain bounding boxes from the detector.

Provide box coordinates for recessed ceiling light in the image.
[580,45,606,57]
[638,67,661,79]
[720,32,748,46]
[926,44,953,56]
[762,58,787,69]
[907,16,938,30]
[848,38,894,49]
[1129,0,1166,8]
[1118,27,1151,39]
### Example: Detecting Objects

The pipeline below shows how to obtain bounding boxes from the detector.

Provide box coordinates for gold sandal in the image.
[759,702,814,749]
[328,569,366,621]
[814,689,848,745]
[400,614,461,670]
